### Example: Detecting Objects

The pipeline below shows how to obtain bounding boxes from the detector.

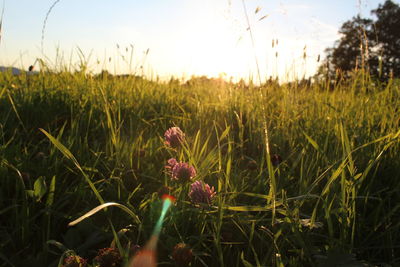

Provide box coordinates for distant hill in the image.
[0,66,24,75]
[0,66,38,75]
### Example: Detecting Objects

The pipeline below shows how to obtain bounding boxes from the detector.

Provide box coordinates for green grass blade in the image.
[68,202,140,227]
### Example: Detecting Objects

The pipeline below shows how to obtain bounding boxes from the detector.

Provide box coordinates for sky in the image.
[0,0,395,82]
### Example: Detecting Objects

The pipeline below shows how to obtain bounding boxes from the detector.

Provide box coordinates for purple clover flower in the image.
[165,158,196,182]
[165,158,178,170]
[164,127,185,148]
[171,162,196,182]
[62,255,87,267]
[189,181,216,205]
[94,248,122,267]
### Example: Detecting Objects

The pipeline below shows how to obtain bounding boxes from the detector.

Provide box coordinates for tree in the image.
[331,16,373,74]
[369,0,400,79]
[322,0,400,80]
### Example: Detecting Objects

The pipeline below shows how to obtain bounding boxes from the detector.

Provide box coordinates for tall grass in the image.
[0,67,399,266]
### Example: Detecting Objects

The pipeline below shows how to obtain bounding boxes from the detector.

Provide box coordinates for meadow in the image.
[0,68,399,266]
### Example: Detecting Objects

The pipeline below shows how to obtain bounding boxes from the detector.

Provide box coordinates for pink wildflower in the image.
[94,248,122,267]
[165,158,178,170]
[164,127,185,148]
[62,255,87,267]
[171,162,196,182]
[189,181,216,205]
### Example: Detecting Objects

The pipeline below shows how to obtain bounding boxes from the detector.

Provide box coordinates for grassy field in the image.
[0,69,399,266]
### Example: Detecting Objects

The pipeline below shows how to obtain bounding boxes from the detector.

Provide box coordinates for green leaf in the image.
[39,128,79,167]
[0,87,6,99]
[225,204,281,212]
[303,131,323,153]
[40,128,105,204]
[34,176,47,201]
[69,202,140,227]
[322,160,348,196]
[46,175,56,207]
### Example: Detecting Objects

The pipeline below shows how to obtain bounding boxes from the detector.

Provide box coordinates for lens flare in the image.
[129,249,157,267]
[161,194,176,203]
[152,195,173,238]
[129,195,174,266]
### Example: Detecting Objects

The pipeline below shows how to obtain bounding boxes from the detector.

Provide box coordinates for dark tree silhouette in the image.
[369,0,400,79]
[322,0,400,80]
[330,16,373,74]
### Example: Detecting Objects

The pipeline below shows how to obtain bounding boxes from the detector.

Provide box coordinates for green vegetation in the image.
[0,69,399,266]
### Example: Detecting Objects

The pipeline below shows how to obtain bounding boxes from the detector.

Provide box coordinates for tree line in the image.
[320,0,400,81]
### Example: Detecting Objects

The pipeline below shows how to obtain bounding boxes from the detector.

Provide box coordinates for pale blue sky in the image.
[0,0,394,81]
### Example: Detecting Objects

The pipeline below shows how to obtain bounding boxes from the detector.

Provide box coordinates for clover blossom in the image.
[189,181,216,205]
[94,248,122,267]
[164,127,185,148]
[62,255,87,267]
[170,162,196,182]
[165,158,178,170]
